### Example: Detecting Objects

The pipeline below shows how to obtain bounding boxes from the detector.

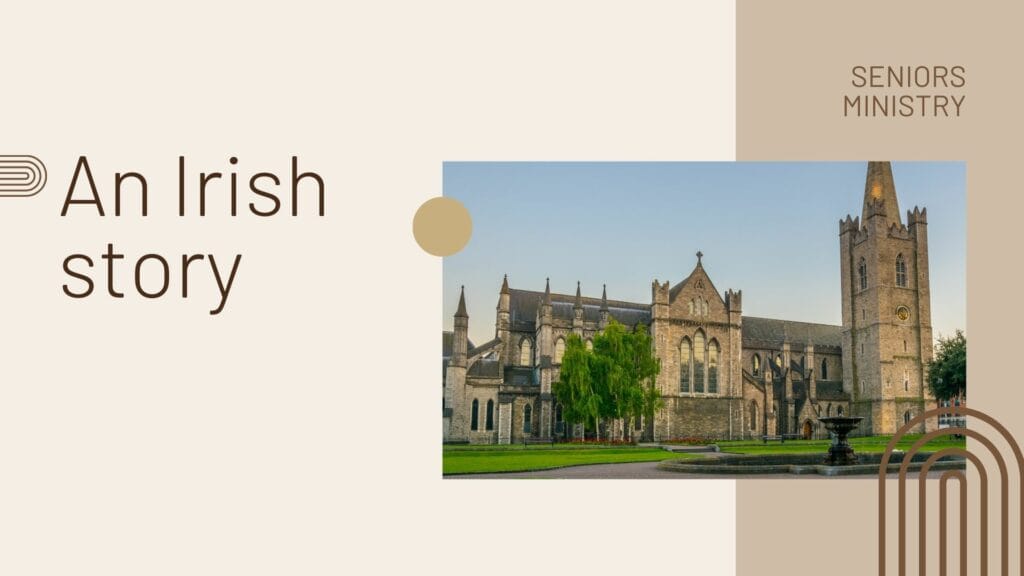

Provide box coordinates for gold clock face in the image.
[896,306,911,321]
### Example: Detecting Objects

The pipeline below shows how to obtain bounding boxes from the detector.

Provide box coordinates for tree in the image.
[553,334,602,436]
[591,321,662,440]
[553,320,662,442]
[926,330,966,401]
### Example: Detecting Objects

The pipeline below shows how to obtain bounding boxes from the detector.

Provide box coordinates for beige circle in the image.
[413,197,472,256]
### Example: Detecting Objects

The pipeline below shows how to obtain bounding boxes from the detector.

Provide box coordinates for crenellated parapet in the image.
[840,214,872,245]
[725,289,742,312]
[907,206,928,227]
[887,222,912,240]
[651,279,670,322]
[839,214,861,235]
[651,279,670,305]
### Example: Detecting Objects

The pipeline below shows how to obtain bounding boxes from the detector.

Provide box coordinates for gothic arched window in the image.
[837,405,844,416]
[694,331,706,394]
[707,339,719,394]
[749,401,758,431]
[554,337,566,364]
[679,338,692,393]
[519,338,533,366]
[904,410,912,426]
[895,254,907,287]
[485,399,495,431]
[523,404,532,434]
[471,399,479,431]
[752,354,761,377]
[821,358,828,380]
[858,257,868,291]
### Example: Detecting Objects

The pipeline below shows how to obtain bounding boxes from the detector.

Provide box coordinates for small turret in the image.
[907,206,928,230]
[496,274,511,346]
[538,277,552,326]
[452,286,469,368]
[725,289,742,313]
[651,279,670,321]
[497,275,510,314]
[572,281,584,335]
[839,214,861,236]
[599,284,609,329]
[455,285,468,318]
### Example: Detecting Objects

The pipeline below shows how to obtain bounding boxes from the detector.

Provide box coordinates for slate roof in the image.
[467,358,501,378]
[503,366,536,386]
[742,317,842,348]
[508,288,650,330]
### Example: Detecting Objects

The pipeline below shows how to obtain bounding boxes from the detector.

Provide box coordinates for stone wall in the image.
[657,396,743,440]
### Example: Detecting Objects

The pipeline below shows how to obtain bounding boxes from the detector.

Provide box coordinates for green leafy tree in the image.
[553,334,602,436]
[591,321,662,440]
[926,330,966,401]
[553,320,663,442]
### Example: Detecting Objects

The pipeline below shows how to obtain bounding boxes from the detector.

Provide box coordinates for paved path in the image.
[447,461,951,480]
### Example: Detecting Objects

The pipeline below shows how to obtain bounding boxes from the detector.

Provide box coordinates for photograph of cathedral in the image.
[442,162,965,445]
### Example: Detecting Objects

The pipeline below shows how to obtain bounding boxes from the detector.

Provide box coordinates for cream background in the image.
[0,2,736,575]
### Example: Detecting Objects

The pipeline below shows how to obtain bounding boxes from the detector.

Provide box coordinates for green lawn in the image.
[716,434,966,455]
[442,435,965,474]
[443,444,693,475]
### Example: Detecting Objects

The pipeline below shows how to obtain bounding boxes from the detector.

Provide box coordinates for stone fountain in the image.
[819,416,864,465]
[658,413,967,475]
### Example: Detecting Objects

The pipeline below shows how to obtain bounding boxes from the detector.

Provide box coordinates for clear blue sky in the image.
[443,162,966,348]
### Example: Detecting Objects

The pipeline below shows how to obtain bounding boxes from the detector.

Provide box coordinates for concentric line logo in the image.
[0,155,47,197]
[879,405,1024,575]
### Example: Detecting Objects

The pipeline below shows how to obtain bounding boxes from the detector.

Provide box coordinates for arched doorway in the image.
[802,420,813,440]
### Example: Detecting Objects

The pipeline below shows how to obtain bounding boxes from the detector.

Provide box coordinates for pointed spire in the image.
[601,284,608,311]
[455,285,468,318]
[574,281,582,307]
[500,274,509,294]
[862,161,902,226]
[543,277,551,306]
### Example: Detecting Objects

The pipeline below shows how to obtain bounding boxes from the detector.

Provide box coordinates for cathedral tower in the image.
[839,162,935,435]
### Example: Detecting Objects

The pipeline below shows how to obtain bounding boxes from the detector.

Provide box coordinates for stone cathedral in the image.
[442,162,937,444]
